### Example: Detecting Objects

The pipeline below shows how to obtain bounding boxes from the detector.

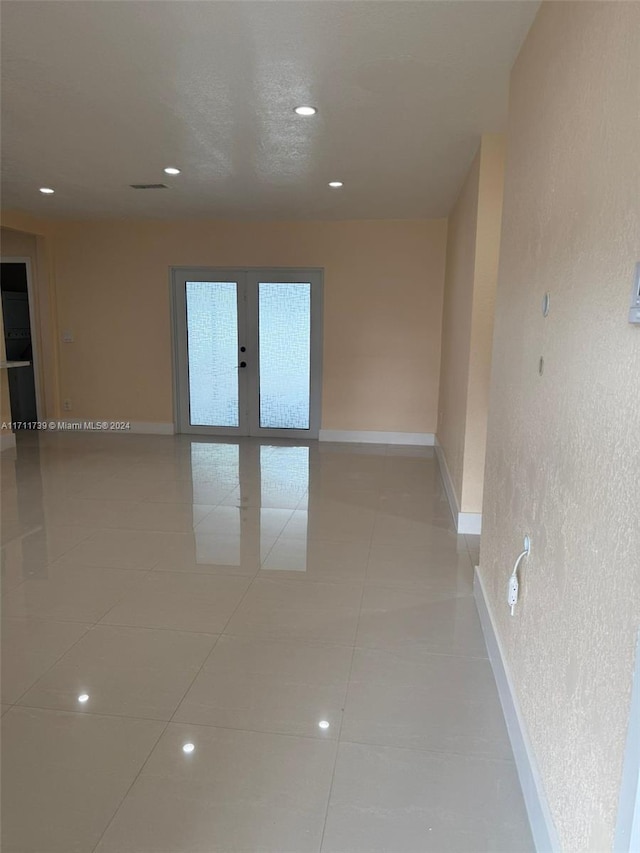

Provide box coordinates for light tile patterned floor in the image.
[1,432,533,852]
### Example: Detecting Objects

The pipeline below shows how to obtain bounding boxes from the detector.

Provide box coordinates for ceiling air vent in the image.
[129,183,168,190]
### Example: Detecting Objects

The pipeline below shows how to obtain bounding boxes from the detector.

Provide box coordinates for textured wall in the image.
[480,4,640,850]
[437,135,505,514]
[47,219,447,430]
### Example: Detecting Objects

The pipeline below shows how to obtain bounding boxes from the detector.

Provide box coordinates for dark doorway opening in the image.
[1,262,38,425]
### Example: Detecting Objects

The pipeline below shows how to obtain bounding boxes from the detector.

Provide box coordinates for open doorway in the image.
[1,261,39,425]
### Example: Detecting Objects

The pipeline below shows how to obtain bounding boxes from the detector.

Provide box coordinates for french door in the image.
[172,267,323,438]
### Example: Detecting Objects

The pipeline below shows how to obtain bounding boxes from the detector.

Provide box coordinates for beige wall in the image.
[437,135,505,514]
[1,227,38,260]
[480,4,640,850]
[437,149,480,503]
[46,219,447,431]
[462,135,506,511]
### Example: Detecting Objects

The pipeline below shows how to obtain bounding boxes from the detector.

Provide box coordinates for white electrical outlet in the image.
[508,535,531,615]
[63,399,72,411]
[508,575,519,608]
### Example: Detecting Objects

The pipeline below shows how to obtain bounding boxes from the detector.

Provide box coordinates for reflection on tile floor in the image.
[1,432,533,852]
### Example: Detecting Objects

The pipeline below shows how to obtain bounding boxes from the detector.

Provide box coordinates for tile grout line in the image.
[6,619,96,707]
[5,437,488,853]
[317,511,376,852]
[154,557,268,732]
[254,493,306,567]
[336,735,518,764]
[9,702,183,727]
[89,495,307,849]
[7,620,227,716]
[1,563,156,705]
[3,543,177,706]
[3,613,220,636]
[69,486,241,853]
[89,715,171,853]
[4,703,518,762]
[5,572,487,710]
[165,716,348,745]
[69,565,157,628]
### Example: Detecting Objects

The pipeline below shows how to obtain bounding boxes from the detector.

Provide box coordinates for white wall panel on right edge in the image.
[479,4,640,851]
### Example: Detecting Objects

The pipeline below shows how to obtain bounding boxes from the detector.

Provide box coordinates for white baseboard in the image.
[128,422,175,435]
[457,511,482,535]
[0,432,16,451]
[434,438,482,534]
[614,628,640,852]
[319,430,435,446]
[434,437,461,522]
[55,421,175,435]
[474,568,560,852]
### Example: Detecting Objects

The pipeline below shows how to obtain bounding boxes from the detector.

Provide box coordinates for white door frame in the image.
[0,256,43,420]
[170,266,323,439]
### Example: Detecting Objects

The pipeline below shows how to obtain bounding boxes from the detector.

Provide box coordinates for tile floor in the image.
[1,432,533,852]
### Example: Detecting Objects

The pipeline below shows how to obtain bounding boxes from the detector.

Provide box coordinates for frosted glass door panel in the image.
[258,283,311,429]
[173,268,321,437]
[186,282,239,427]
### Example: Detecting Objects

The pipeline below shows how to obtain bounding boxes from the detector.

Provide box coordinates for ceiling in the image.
[1,1,539,221]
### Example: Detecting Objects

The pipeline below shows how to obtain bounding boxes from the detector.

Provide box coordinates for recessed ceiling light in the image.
[318,720,330,730]
[164,167,181,175]
[182,742,195,754]
[294,106,317,116]
[39,187,55,194]
[328,181,344,188]
[77,693,89,703]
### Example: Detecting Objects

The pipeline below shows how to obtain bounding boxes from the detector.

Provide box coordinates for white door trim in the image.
[170,266,323,439]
